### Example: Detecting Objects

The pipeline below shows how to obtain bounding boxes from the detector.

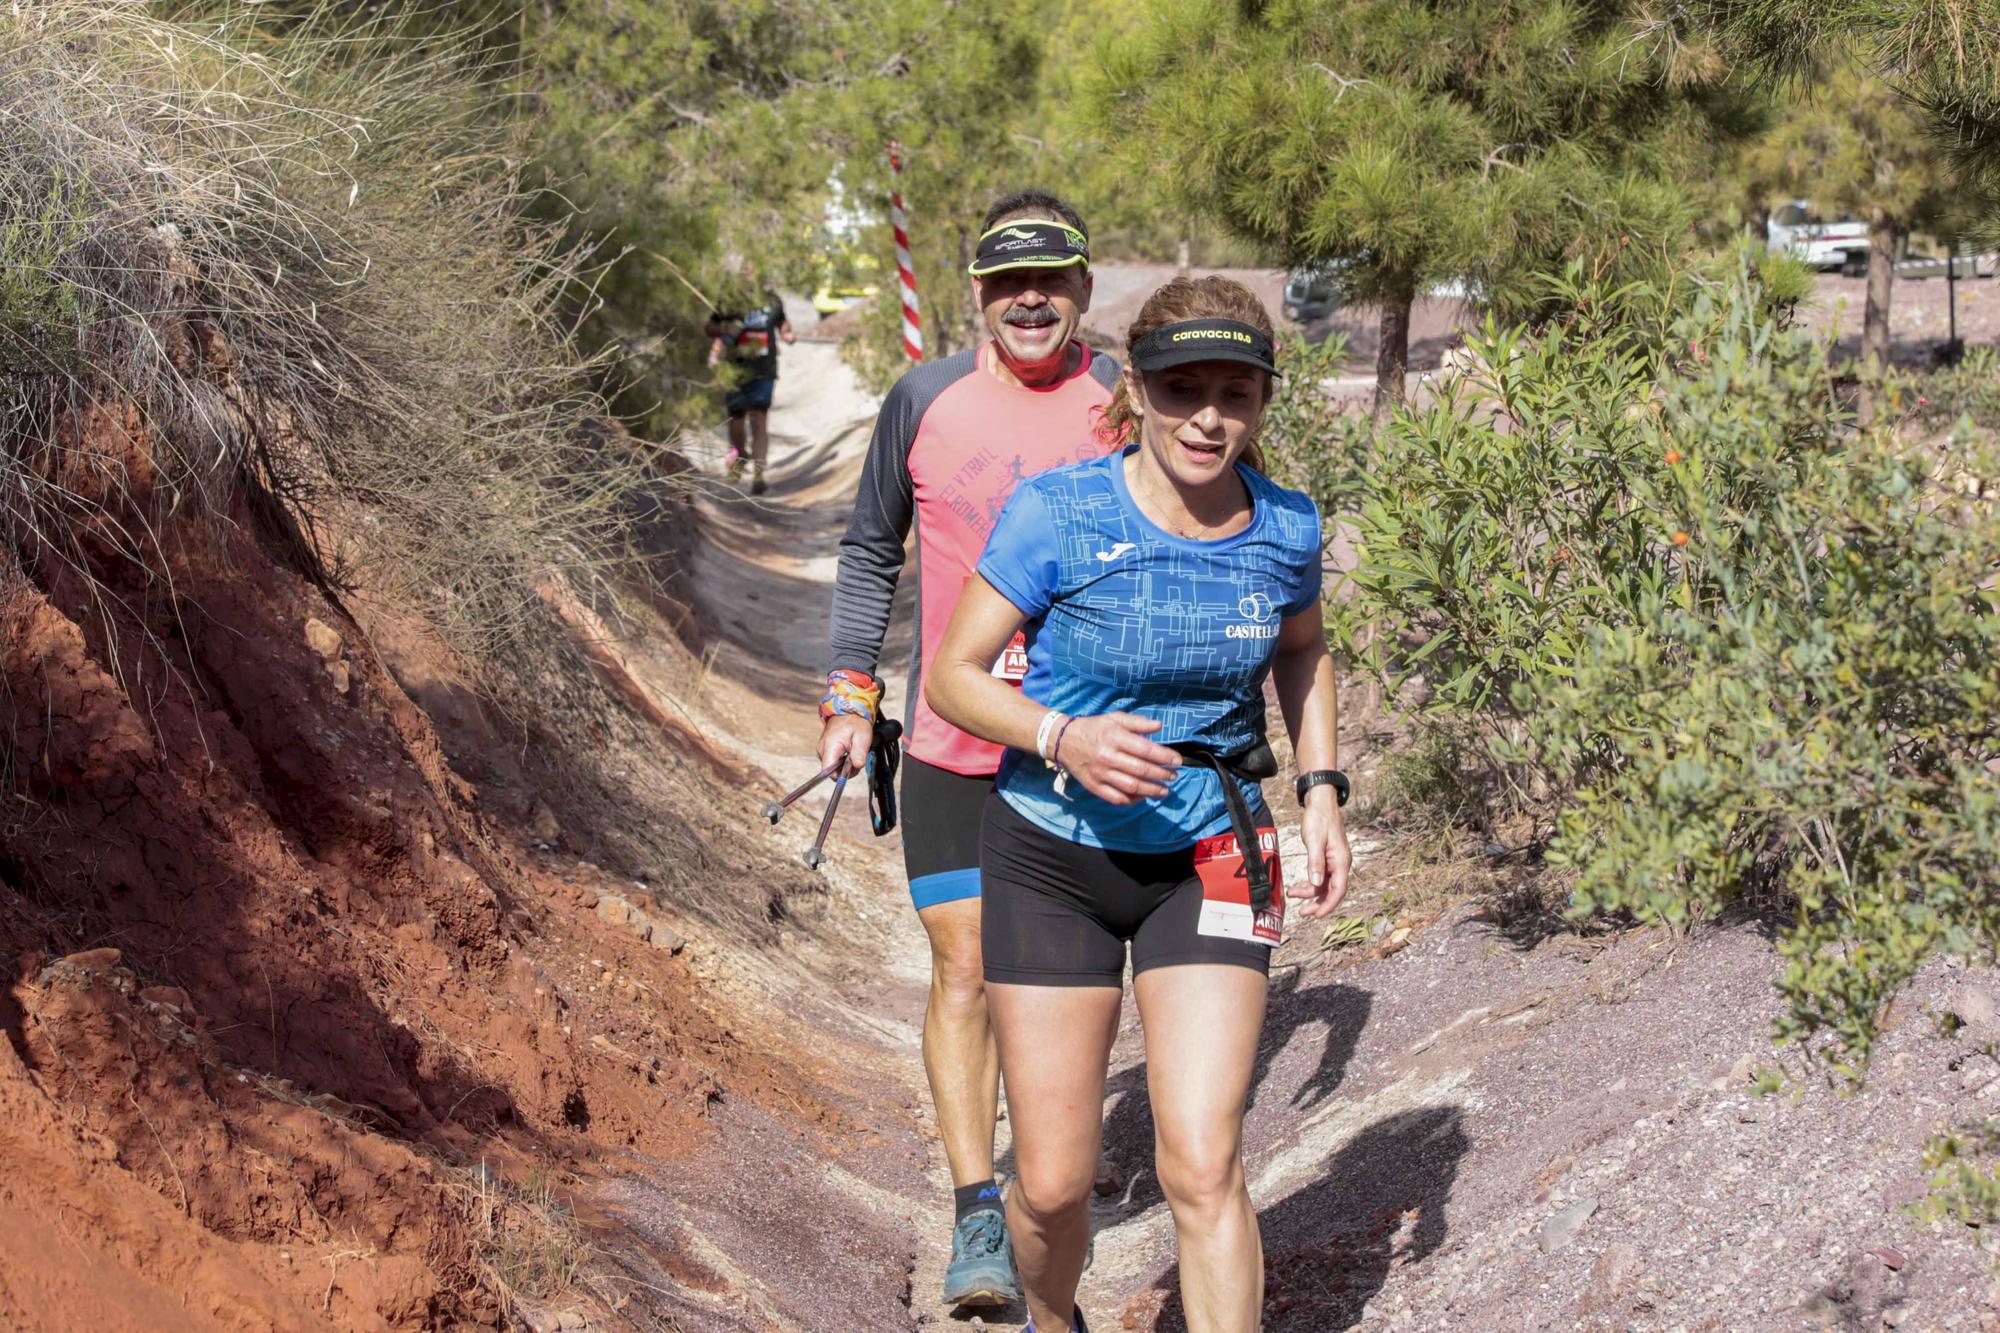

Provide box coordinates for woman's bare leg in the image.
[1134,964,1267,1331]
[989,980,1122,1332]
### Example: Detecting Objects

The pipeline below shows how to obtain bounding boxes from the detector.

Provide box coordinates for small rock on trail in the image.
[1537,1196,1598,1253]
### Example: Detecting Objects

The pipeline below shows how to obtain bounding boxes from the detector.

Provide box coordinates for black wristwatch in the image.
[1295,769,1351,807]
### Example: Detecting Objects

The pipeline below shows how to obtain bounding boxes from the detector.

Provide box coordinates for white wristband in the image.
[1035,710,1067,761]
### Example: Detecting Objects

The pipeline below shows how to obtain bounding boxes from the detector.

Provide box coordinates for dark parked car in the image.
[1282,266,1341,323]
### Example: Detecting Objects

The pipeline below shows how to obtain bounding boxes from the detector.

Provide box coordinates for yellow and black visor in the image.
[1130,318,1282,376]
[966,220,1090,276]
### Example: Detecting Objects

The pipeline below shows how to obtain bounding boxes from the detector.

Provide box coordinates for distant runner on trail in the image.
[926,276,1354,1333]
[818,188,1116,1311]
[705,277,795,496]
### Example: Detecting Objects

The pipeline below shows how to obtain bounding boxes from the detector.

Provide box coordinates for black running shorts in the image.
[979,790,1277,987]
[901,754,994,910]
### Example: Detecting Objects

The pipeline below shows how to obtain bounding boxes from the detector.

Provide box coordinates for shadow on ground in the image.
[1087,975,1373,1225]
[1147,1105,1470,1332]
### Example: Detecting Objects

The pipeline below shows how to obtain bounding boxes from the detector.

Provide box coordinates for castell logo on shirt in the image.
[1227,592,1279,639]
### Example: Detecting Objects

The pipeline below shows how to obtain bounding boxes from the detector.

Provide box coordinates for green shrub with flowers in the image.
[1324,249,2000,1076]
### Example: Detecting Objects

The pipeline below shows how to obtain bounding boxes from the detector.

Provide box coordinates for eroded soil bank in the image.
[0,332,925,1331]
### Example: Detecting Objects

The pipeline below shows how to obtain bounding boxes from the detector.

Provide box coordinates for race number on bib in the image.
[992,631,1030,682]
[1193,826,1284,947]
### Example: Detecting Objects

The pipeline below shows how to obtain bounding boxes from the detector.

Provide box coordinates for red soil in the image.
[0,360,869,1327]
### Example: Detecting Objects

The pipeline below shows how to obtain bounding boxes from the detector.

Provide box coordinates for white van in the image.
[1767,201,1871,275]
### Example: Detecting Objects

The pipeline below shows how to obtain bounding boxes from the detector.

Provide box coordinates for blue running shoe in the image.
[942,1207,1020,1308]
[1024,1306,1088,1333]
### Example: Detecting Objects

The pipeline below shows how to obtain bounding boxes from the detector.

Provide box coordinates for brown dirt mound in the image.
[0,365,874,1326]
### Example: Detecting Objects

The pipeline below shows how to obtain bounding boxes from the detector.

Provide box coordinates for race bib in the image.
[1193,826,1284,947]
[991,631,1029,682]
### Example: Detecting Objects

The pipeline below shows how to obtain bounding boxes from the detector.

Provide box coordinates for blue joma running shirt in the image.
[976,448,1323,851]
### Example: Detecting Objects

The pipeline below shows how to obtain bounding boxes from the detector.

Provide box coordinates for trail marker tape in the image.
[889,142,923,362]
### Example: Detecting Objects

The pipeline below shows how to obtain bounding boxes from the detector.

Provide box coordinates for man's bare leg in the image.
[915,897,998,1188]
[748,409,771,493]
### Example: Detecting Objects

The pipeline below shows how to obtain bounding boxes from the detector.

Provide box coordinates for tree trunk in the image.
[1372,275,1416,425]
[1176,236,1191,276]
[1858,210,1897,425]
[957,225,982,350]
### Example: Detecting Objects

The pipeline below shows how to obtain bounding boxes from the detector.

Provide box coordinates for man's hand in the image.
[817,713,874,777]
[1057,713,1181,805]
[1289,788,1351,919]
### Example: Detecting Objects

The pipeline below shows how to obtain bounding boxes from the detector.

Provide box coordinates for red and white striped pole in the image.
[888,142,923,363]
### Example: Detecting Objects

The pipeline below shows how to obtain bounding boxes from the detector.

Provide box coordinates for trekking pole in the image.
[762,763,838,825]
[803,772,849,870]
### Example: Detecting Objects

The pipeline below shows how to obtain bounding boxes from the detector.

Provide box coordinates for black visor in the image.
[967,219,1090,276]
[1129,318,1281,376]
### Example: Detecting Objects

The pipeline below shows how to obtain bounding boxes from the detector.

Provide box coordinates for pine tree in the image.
[1695,0,2000,211]
[809,2,1058,375]
[1752,67,1950,419]
[1089,0,1749,419]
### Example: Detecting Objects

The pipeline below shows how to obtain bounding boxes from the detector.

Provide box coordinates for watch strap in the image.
[1295,769,1350,807]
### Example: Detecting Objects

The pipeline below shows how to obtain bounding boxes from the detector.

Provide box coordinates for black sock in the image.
[953,1178,1002,1222]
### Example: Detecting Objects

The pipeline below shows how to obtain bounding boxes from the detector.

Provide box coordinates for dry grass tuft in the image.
[455,1162,597,1311]
[0,0,671,668]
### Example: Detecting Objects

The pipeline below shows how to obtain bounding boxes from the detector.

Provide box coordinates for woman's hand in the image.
[1056,713,1182,805]
[1290,787,1351,918]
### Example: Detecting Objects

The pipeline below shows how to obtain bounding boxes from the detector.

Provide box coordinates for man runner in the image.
[705,279,795,496]
[818,189,1117,1310]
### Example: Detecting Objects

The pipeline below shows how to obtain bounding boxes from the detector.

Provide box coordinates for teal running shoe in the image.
[942,1207,1020,1308]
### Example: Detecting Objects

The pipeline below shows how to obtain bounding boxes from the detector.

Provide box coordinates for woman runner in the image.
[927,275,1353,1332]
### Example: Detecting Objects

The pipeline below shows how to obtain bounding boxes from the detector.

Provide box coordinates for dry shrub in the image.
[0,0,669,667]
[457,1163,595,1306]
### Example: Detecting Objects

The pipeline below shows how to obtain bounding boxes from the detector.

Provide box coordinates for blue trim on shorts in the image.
[910,867,981,909]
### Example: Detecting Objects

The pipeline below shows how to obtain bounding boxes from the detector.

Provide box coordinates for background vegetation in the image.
[0,3,650,662]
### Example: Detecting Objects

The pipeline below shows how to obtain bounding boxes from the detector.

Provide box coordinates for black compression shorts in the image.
[979,791,1278,987]
[901,754,993,910]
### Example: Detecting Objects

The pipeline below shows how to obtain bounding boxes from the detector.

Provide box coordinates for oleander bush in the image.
[1314,248,2000,1075]
[1265,327,1364,515]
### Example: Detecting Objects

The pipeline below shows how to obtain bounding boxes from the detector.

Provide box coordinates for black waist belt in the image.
[1171,740,1279,913]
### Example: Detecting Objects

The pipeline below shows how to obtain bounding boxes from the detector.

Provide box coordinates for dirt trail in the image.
[674,338,2000,1332]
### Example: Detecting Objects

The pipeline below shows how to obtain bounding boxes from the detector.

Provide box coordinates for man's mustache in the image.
[1003,305,1060,328]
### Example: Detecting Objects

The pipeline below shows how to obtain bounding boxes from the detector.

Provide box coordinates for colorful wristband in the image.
[819,669,883,724]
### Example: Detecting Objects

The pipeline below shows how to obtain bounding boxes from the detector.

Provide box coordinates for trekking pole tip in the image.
[761,802,785,824]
